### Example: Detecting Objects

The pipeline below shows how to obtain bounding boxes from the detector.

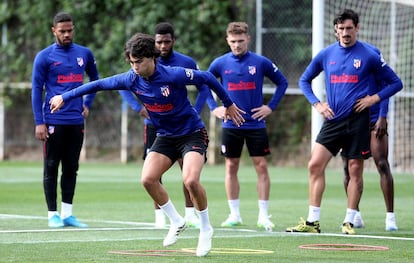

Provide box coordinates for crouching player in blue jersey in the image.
[49,33,245,257]
[286,9,402,235]
[119,22,219,229]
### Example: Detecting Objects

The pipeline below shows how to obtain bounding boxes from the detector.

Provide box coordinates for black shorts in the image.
[221,128,271,158]
[150,128,209,163]
[316,109,371,159]
[143,123,157,160]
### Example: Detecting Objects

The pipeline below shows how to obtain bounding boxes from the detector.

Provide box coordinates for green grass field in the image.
[1,161,413,262]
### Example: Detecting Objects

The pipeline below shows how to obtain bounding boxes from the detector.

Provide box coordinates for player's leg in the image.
[144,123,167,228]
[286,143,331,233]
[221,128,244,226]
[60,124,87,227]
[370,128,397,231]
[177,158,200,228]
[180,129,213,256]
[247,128,274,231]
[44,124,64,227]
[342,155,364,228]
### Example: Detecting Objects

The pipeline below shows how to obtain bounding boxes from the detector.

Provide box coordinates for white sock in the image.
[48,211,59,219]
[228,199,240,219]
[159,199,184,225]
[344,208,358,224]
[61,202,72,219]
[197,208,213,232]
[307,205,320,222]
[185,207,196,218]
[386,212,396,221]
[258,200,269,218]
[155,209,164,218]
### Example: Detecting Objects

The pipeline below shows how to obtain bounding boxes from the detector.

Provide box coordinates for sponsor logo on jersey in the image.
[330,74,358,83]
[57,73,84,83]
[228,81,256,90]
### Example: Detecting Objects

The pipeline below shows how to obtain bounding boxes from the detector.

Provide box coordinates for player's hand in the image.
[49,95,64,113]
[354,95,380,112]
[212,106,226,119]
[35,124,49,141]
[373,117,388,139]
[251,105,272,121]
[314,102,334,120]
[224,103,245,127]
[82,105,90,118]
[138,107,150,119]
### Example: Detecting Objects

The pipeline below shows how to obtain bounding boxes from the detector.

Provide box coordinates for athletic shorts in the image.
[149,128,209,163]
[143,123,157,160]
[316,109,371,159]
[221,128,271,158]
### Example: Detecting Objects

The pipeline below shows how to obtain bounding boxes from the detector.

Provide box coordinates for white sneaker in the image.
[353,212,365,228]
[196,227,214,257]
[185,215,200,229]
[220,215,242,227]
[154,210,167,229]
[163,221,187,247]
[257,216,275,232]
[386,216,398,231]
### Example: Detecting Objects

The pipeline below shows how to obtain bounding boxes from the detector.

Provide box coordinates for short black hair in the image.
[154,22,175,39]
[124,33,160,61]
[334,9,359,27]
[53,12,73,26]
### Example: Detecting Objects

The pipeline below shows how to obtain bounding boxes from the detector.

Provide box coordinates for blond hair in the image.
[226,22,248,35]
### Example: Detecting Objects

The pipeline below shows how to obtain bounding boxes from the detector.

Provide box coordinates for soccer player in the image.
[333,21,399,232]
[286,9,402,235]
[208,22,288,231]
[31,12,99,228]
[119,22,218,229]
[49,33,245,257]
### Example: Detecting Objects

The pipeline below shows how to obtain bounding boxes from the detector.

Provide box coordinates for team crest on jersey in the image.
[353,59,362,69]
[77,57,84,67]
[48,126,55,134]
[185,68,194,80]
[160,85,170,97]
[248,66,256,75]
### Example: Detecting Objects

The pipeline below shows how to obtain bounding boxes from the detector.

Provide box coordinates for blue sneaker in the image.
[48,214,64,228]
[63,215,88,228]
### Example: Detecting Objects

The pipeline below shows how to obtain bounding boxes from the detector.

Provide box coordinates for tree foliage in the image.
[1,0,247,81]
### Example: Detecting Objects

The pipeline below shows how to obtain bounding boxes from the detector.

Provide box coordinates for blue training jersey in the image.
[31,42,99,125]
[209,51,288,129]
[118,51,217,125]
[62,64,233,137]
[299,41,402,122]
[364,42,392,123]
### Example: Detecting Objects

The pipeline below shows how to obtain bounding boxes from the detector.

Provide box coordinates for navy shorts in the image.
[143,123,157,160]
[150,128,209,163]
[221,128,271,158]
[317,109,371,159]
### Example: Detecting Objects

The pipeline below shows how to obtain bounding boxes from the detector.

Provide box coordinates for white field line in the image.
[1,214,413,244]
